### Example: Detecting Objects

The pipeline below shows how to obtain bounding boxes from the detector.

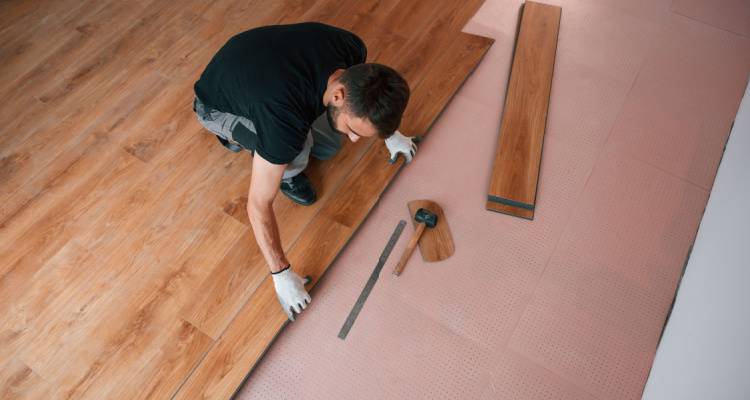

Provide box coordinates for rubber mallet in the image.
[392,208,438,276]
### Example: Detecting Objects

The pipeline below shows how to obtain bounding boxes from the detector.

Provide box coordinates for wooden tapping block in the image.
[486,1,561,220]
[408,200,454,262]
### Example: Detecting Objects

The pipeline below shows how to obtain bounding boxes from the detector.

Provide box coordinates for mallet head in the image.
[415,208,438,228]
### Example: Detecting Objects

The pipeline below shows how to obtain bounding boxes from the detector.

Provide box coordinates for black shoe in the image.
[216,135,243,153]
[280,172,317,206]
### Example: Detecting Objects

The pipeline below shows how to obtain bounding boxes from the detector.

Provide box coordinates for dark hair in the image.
[339,63,410,138]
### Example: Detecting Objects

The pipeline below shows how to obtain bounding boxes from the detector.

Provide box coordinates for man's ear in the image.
[332,85,346,107]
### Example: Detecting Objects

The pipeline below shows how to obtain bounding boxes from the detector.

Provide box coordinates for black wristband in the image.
[271,264,291,275]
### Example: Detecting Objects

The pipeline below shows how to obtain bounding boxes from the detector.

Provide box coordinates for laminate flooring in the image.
[0,1,492,399]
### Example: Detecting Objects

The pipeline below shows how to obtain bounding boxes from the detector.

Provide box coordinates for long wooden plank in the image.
[174,31,493,400]
[486,1,561,219]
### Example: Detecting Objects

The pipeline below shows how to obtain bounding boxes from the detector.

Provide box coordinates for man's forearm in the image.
[247,203,289,273]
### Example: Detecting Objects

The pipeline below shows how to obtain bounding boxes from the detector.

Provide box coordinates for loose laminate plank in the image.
[174,31,493,400]
[486,1,561,219]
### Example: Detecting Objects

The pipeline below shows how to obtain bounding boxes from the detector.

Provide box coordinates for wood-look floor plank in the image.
[0,145,144,300]
[0,0,44,33]
[0,358,50,400]
[180,230,268,339]
[341,1,411,65]
[3,154,164,364]
[0,1,195,195]
[486,1,561,218]
[21,206,243,398]
[0,73,169,228]
[32,2,181,111]
[298,0,353,24]
[0,0,97,82]
[1,112,212,362]
[107,319,213,400]
[0,0,160,111]
[173,217,354,400]
[361,0,419,29]
[400,34,495,133]
[0,0,162,150]
[0,21,84,100]
[0,70,160,239]
[273,0,324,25]
[0,143,155,361]
[155,0,297,95]
[14,137,245,388]
[49,212,241,400]
[118,86,199,163]
[0,96,55,160]
[391,0,486,84]
[71,130,221,259]
[0,240,93,361]
[71,133,230,268]
[12,196,215,385]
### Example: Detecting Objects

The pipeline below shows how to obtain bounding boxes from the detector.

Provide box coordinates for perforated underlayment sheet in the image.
[237,1,750,399]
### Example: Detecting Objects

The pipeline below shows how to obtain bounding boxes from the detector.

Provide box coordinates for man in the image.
[193,23,418,321]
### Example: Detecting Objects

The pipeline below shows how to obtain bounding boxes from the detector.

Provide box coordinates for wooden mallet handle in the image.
[392,222,427,276]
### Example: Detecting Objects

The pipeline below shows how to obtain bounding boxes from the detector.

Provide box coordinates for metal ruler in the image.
[338,220,407,339]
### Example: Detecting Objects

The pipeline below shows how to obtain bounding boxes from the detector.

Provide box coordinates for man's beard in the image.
[326,104,343,135]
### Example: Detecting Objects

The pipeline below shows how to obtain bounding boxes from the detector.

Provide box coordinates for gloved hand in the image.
[384,130,419,163]
[271,265,311,321]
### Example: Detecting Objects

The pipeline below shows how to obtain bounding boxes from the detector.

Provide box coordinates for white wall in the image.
[642,80,750,400]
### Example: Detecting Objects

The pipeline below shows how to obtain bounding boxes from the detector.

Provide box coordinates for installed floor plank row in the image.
[0,1,492,398]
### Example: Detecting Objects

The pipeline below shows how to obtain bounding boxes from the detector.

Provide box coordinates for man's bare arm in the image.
[246,154,288,273]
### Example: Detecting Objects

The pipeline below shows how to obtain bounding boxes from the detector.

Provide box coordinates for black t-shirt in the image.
[194,23,367,164]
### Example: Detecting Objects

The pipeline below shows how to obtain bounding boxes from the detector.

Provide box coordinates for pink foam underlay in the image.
[672,0,750,38]
[237,1,750,399]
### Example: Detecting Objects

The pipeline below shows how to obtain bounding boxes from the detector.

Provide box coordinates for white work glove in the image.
[271,266,311,321]
[384,130,419,163]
